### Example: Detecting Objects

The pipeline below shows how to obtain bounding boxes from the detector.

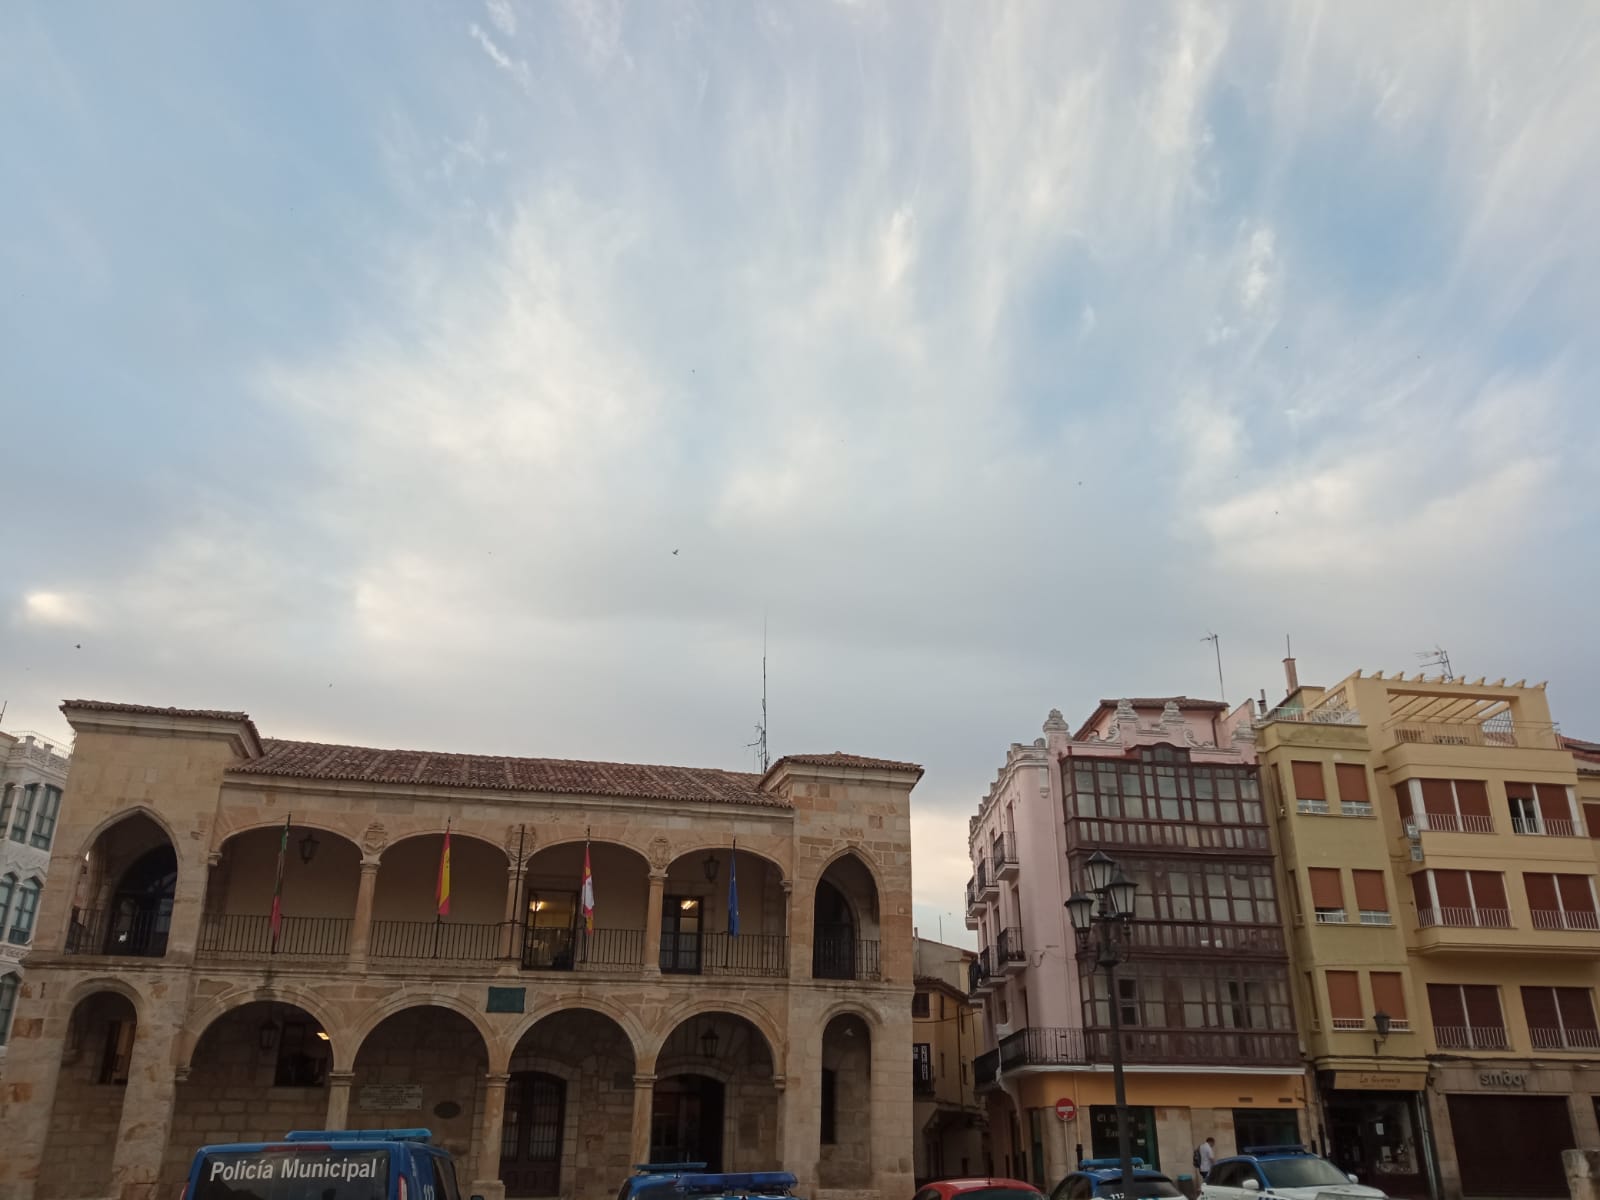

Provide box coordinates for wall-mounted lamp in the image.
[700,1026,720,1059]
[258,1021,279,1051]
[1373,1009,1392,1057]
[702,854,720,883]
[298,831,320,865]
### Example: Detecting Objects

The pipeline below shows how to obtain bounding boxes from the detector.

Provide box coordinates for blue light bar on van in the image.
[284,1130,434,1144]
[634,1164,710,1174]
[671,1172,797,1194]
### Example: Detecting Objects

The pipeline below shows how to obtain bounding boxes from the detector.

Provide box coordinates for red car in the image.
[914,1179,1044,1200]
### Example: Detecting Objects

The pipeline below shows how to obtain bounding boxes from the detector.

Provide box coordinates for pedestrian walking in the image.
[1193,1137,1216,1181]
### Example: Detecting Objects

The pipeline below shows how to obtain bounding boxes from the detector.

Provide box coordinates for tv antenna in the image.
[747,614,770,772]
[1202,632,1226,703]
[1416,645,1454,681]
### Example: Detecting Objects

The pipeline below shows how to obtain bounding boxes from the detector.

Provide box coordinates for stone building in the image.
[910,937,984,1184]
[0,728,72,1069]
[0,701,920,1200]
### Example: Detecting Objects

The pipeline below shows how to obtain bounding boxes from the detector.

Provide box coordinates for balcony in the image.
[196,913,353,959]
[1088,1026,1299,1066]
[913,1063,936,1096]
[1531,909,1600,932]
[1513,816,1579,838]
[812,931,881,982]
[1066,816,1271,856]
[968,948,998,996]
[993,833,1020,881]
[1297,799,1331,815]
[1416,907,1513,929]
[1125,920,1284,957]
[974,1047,1000,1087]
[1434,1024,1510,1051]
[965,877,981,929]
[1530,1026,1600,1051]
[977,859,1000,900]
[1391,718,1561,751]
[1412,812,1495,834]
[996,927,1026,974]
[998,1026,1089,1070]
[65,907,170,958]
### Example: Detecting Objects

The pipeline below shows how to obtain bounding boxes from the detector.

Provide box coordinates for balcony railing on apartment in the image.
[1416,907,1513,930]
[1434,1024,1510,1051]
[968,949,995,997]
[1531,909,1600,932]
[65,908,170,958]
[1256,703,1363,727]
[812,931,882,982]
[369,919,504,961]
[1530,1026,1600,1051]
[197,913,353,958]
[913,1063,936,1096]
[1297,799,1331,815]
[522,926,644,972]
[1391,718,1560,751]
[1413,812,1495,834]
[1127,921,1285,955]
[965,877,979,912]
[1513,816,1579,838]
[996,927,1026,969]
[977,859,1000,896]
[992,833,1019,879]
[976,1025,1297,1077]
[661,932,789,976]
[1067,817,1271,855]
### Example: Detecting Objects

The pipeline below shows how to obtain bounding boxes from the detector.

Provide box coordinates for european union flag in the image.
[728,846,740,937]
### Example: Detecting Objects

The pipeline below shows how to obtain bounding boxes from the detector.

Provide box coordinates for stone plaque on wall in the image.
[487,987,526,1013]
[358,1084,424,1111]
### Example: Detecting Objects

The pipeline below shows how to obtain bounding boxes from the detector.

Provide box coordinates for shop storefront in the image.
[1428,1062,1600,1199]
[1320,1072,1432,1200]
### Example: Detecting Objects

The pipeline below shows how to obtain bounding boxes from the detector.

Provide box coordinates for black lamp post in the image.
[1066,850,1139,1191]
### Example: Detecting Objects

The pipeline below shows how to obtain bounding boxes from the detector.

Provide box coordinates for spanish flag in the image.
[436,826,452,917]
[581,840,595,933]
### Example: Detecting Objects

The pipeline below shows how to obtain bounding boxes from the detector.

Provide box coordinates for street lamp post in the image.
[1066,850,1139,1192]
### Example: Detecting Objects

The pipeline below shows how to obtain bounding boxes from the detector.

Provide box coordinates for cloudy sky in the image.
[5,2,1600,943]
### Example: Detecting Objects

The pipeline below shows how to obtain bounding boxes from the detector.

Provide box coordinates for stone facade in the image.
[0,703,920,1200]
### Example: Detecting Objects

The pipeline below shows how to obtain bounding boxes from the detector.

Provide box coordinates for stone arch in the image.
[658,845,789,976]
[70,810,179,958]
[350,994,501,1072]
[211,813,365,849]
[649,1009,780,1173]
[521,840,652,973]
[819,1011,874,1188]
[646,995,784,1070]
[664,842,789,885]
[813,996,885,1032]
[178,984,346,1071]
[811,849,881,981]
[379,828,512,868]
[371,832,510,959]
[510,994,649,1070]
[205,824,363,957]
[63,973,149,1019]
[809,843,884,895]
[72,804,182,864]
[38,989,140,1200]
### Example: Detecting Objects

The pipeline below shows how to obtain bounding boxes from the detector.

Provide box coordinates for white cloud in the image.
[19,591,95,628]
[485,0,516,38]
[468,22,531,88]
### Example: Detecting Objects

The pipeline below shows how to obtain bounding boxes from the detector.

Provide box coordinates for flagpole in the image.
[270,812,291,956]
[511,823,526,963]
[434,819,451,960]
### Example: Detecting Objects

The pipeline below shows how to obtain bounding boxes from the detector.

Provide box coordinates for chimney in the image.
[1283,656,1299,692]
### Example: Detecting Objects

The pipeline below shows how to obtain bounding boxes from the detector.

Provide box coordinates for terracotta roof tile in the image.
[773,751,922,772]
[63,699,252,722]
[1565,735,1600,767]
[230,737,781,806]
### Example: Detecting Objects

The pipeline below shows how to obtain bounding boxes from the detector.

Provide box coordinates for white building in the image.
[0,728,71,1063]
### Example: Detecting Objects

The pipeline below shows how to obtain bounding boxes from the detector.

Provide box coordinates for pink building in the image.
[964,698,1307,1184]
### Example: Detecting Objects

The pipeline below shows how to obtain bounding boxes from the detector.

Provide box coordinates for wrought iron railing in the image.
[812,930,881,981]
[1530,1026,1600,1051]
[1531,909,1600,931]
[521,926,643,971]
[996,927,1026,965]
[1086,1026,1299,1066]
[65,907,169,957]
[1416,906,1513,929]
[992,833,1018,872]
[1434,1024,1509,1050]
[1415,812,1495,834]
[369,919,505,960]
[1392,719,1560,750]
[660,932,789,976]
[197,913,352,957]
[998,1026,1088,1069]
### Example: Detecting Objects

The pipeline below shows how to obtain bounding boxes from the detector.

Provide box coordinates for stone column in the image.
[325,1070,355,1130]
[470,1073,510,1200]
[0,983,71,1200]
[771,1074,788,1166]
[870,1008,913,1200]
[780,1037,820,1199]
[631,1074,657,1167]
[109,1012,184,1200]
[644,872,666,975]
[501,860,526,961]
[349,861,380,965]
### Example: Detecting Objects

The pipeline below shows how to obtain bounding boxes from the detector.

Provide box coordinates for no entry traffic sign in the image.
[1054,1097,1077,1122]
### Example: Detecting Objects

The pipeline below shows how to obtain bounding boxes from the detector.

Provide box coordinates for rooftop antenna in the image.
[1417,645,1454,682]
[747,614,770,772]
[1202,632,1226,704]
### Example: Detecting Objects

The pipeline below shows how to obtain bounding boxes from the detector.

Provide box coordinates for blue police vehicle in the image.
[183,1129,465,1200]
[1048,1159,1183,1200]
[616,1163,799,1200]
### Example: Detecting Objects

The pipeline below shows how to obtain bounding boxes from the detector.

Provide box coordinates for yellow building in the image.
[912,937,985,1184]
[1256,669,1600,1200]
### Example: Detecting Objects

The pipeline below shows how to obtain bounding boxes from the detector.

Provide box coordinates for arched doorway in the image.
[813,854,880,981]
[160,1000,336,1195]
[819,1013,873,1187]
[354,1006,489,1176]
[652,1011,779,1172]
[660,849,787,977]
[38,991,138,1200]
[202,826,360,957]
[67,813,177,957]
[651,1075,724,1169]
[506,1008,638,1198]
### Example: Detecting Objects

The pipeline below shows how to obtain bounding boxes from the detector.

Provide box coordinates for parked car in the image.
[1049,1159,1183,1199]
[913,1178,1044,1200]
[619,1165,799,1200]
[182,1127,460,1200]
[1201,1145,1385,1200]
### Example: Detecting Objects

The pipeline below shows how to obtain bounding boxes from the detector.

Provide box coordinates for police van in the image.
[183,1128,468,1200]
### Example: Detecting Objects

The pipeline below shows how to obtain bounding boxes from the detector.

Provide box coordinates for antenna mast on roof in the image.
[747,614,770,772]
[1202,632,1226,704]
[1417,645,1454,682]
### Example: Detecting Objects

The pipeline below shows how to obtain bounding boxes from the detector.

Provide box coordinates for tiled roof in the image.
[1565,736,1600,768]
[1074,696,1225,740]
[63,699,252,722]
[230,738,782,806]
[769,752,923,774]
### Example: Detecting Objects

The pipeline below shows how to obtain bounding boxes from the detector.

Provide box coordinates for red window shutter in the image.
[1557,988,1598,1034]
[1557,875,1596,916]
[1469,872,1509,912]
[1292,761,1326,802]
[1427,984,1466,1028]
[1420,779,1456,816]
[1585,803,1600,839]
[1455,780,1491,818]
[1525,873,1559,911]
[1521,986,1559,1030]
[1536,784,1571,824]
[1308,868,1345,910]
[1371,972,1407,1021]
[1507,781,1536,802]
[1433,870,1471,909]
[1326,971,1362,1021]
[1411,873,1433,911]
[1353,870,1388,912]
[1335,764,1369,805]
[1462,985,1503,1029]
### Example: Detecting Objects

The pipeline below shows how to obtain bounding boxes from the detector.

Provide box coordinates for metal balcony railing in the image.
[197,913,352,957]
[369,919,504,961]
[661,932,789,977]
[522,926,643,972]
[1531,909,1600,931]
[65,907,170,958]
[1434,1024,1510,1051]
[1414,812,1495,834]
[968,948,995,996]
[1416,907,1513,929]
[1086,1026,1299,1066]
[992,833,1019,877]
[996,927,1026,966]
[913,1064,936,1096]
[1392,719,1560,751]
[1530,1026,1600,1051]
[998,1026,1088,1069]
[1512,816,1579,837]
[974,1048,1000,1087]
[812,930,881,981]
